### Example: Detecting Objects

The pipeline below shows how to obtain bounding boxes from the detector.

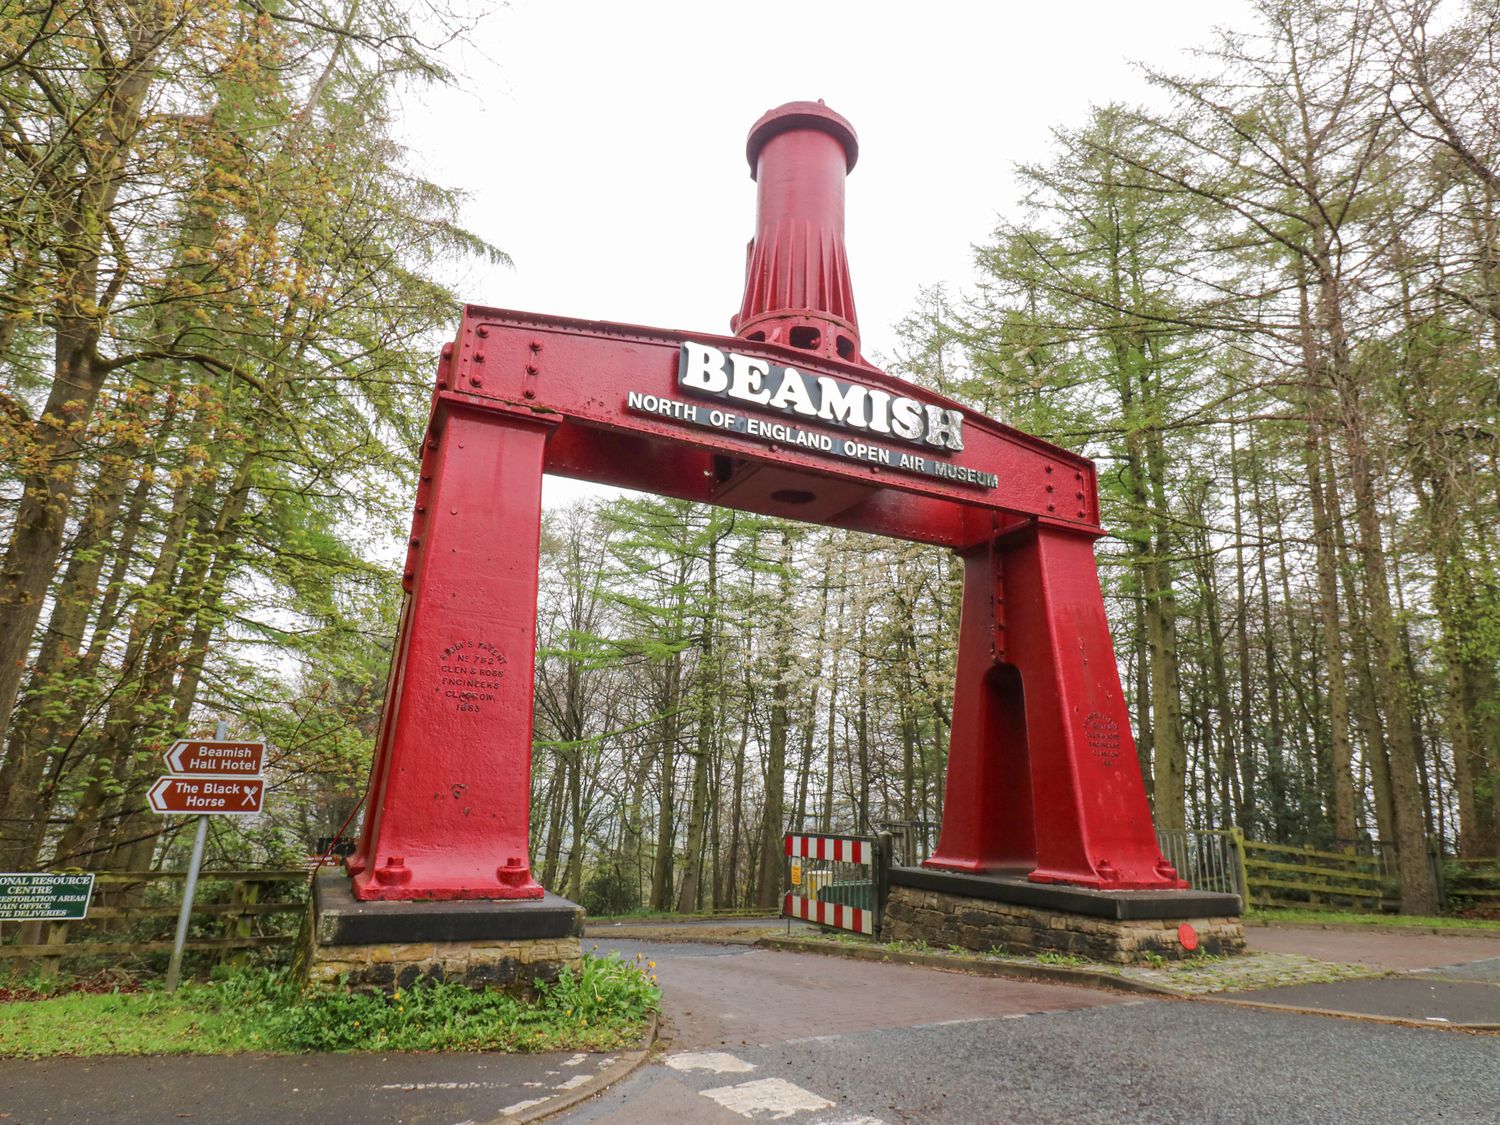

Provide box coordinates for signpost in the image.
[148,776,265,815]
[164,739,265,776]
[0,873,95,922]
[156,721,267,991]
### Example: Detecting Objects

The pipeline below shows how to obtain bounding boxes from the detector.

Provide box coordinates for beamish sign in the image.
[677,342,966,450]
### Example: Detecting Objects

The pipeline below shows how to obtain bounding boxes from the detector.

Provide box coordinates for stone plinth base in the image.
[299,869,583,992]
[885,868,1244,964]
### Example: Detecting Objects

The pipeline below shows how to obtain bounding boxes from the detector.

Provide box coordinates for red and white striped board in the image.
[783,892,875,935]
[784,834,872,865]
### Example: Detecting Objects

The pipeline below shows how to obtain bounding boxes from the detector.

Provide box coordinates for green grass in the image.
[0,954,659,1059]
[1247,907,1500,932]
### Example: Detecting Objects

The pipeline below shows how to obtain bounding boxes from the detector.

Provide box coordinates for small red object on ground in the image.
[1179,922,1199,951]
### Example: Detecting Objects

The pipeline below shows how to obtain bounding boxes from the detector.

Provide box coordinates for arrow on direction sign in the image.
[164,739,266,776]
[148,776,265,815]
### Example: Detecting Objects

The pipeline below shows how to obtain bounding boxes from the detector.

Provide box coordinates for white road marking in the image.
[700,1077,834,1119]
[500,1096,553,1116]
[378,1081,498,1091]
[825,1117,890,1125]
[554,1074,594,1090]
[563,1053,591,1067]
[666,1051,759,1074]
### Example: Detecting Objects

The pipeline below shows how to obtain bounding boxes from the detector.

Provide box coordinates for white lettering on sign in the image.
[626,390,998,490]
[677,342,966,451]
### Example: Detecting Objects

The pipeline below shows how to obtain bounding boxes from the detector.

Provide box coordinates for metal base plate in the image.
[894,866,1242,920]
[312,869,584,946]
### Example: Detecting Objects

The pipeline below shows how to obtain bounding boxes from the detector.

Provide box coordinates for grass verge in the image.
[1245,908,1500,932]
[0,953,659,1059]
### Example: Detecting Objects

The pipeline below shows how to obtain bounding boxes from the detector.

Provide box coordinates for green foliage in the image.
[0,957,659,1059]
[581,864,642,917]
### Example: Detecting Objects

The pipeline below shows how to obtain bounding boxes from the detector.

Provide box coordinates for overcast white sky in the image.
[398,1,1258,505]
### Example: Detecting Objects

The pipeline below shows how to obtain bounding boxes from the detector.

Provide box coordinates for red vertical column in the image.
[351,403,555,901]
[1000,524,1182,889]
[925,540,1035,874]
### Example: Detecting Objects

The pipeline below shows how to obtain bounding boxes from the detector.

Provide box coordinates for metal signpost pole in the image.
[165,720,223,992]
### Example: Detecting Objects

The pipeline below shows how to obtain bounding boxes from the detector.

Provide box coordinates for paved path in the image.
[1236,924,1500,1024]
[1244,924,1500,970]
[0,1048,627,1124]
[582,938,1132,1049]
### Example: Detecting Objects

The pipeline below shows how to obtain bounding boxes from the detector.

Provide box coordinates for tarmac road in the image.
[566,996,1500,1125]
[568,938,1500,1125]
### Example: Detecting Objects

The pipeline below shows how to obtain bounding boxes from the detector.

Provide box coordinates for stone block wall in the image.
[883,885,1245,963]
[300,926,582,992]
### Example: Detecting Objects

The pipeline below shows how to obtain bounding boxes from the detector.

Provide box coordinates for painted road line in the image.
[700,1076,834,1118]
[499,1096,552,1116]
[665,1052,759,1074]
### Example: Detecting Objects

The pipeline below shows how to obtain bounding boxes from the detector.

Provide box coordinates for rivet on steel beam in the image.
[474,351,486,363]
[523,388,536,398]
[1044,464,1054,473]
[1046,484,1054,492]
[530,341,542,352]
[416,505,426,514]
[476,326,489,338]
[1078,510,1086,518]
[1076,491,1084,499]
[1047,503,1055,511]
[469,376,483,387]
[525,364,538,376]
[409,537,420,547]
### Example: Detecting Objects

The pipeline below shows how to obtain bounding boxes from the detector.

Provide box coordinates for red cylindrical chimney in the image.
[732,100,868,367]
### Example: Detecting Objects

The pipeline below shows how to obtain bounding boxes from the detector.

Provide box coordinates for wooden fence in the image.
[1447,858,1500,908]
[1239,838,1394,911]
[1,869,308,974]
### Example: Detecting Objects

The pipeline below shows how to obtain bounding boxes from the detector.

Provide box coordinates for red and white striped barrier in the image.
[783,892,875,935]
[784,834,872,865]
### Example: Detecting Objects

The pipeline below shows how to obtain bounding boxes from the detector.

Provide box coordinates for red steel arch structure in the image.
[346,101,1185,903]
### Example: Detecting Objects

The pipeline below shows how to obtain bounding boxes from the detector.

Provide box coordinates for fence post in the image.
[220,878,259,967]
[39,920,70,979]
[1229,826,1252,912]
[1429,840,1447,912]
[875,831,893,937]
